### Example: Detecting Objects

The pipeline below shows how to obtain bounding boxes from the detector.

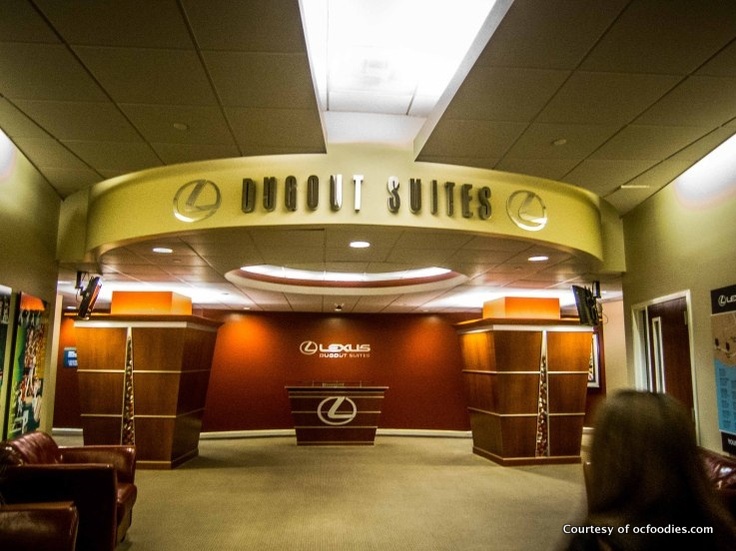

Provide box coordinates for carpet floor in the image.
[86,435,589,551]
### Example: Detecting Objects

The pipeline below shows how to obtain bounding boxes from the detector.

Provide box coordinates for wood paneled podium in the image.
[456,297,594,466]
[285,383,388,445]
[74,292,221,468]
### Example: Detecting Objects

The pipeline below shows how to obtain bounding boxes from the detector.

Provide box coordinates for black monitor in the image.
[571,284,599,326]
[77,276,102,319]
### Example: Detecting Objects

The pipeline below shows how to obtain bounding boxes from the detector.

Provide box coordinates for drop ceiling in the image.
[1,0,736,314]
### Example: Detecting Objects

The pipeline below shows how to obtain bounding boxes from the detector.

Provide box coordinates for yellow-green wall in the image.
[0,137,62,434]
[622,181,736,451]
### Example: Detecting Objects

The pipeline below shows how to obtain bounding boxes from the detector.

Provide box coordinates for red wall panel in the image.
[54,312,473,432]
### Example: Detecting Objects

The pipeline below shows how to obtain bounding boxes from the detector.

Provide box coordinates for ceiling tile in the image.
[151,143,241,165]
[204,51,317,109]
[0,43,106,101]
[494,158,581,181]
[0,0,60,43]
[564,159,657,195]
[74,46,218,105]
[475,0,629,69]
[36,0,193,48]
[120,104,237,145]
[590,125,710,161]
[697,39,736,77]
[225,107,325,152]
[580,0,736,75]
[13,100,142,141]
[442,67,570,122]
[502,123,620,159]
[635,76,736,127]
[419,120,527,158]
[62,140,162,173]
[0,98,51,139]
[36,167,102,196]
[182,0,307,53]
[11,136,89,168]
[536,71,681,125]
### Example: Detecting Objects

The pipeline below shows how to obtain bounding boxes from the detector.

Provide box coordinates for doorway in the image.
[632,292,699,440]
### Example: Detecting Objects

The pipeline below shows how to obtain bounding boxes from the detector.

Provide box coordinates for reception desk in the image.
[285,383,388,445]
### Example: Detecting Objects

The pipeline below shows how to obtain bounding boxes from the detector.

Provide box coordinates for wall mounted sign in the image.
[299,340,371,359]
[711,283,736,454]
[239,174,495,222]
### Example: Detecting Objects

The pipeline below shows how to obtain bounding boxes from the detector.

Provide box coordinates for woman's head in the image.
[587,390,707,521]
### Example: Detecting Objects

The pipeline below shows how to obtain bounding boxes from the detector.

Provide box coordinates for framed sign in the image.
[5,292,49,439]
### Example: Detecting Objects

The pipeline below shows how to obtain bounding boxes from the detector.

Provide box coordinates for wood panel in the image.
[74,316,220,468]
[77,372,124,415]
[547,331,592,372]
[494,331,542,371]
[458,321,591,466]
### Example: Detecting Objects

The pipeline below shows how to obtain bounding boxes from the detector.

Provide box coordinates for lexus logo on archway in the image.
[173,179,221,222]
[506,190,547,231]
[317,396,357,425]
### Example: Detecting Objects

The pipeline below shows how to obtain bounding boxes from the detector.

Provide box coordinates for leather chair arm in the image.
[0,501,78,551]
[1,464,118,551]
[60,445,137,484]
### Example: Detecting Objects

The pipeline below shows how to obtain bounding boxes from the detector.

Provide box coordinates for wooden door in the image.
[646,296,694,414]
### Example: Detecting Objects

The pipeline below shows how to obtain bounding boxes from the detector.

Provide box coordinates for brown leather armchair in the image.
[0,431,137,551]
[0,501,79,551]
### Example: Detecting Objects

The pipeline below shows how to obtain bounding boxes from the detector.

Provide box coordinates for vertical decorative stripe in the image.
[121,327,136,445]
[535,331,549,457]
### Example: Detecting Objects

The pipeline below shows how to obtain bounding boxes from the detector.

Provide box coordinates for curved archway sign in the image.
[79,145,608,265]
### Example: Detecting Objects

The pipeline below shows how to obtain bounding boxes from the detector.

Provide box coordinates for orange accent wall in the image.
[54,312,474,432]
[482,297,560,319]
[110,291,192,315]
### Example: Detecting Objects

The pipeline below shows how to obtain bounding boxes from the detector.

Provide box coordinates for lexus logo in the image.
[173,179,221,222]
[300,341,319,355]
[506,190,547,232]
[317,396,357,426]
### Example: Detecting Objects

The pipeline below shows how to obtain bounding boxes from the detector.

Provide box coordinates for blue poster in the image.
[711,284,736,453]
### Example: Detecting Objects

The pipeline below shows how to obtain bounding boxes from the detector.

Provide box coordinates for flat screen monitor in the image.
[77,276,102,319]
[572,284,599,326]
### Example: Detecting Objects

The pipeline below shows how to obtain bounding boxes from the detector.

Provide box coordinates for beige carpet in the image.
[54,434,586,550]
[71,435,585,551]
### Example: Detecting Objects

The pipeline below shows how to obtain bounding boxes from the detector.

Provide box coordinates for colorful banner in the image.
[5,292,48,439]
[711,283,736,454]
[0,286,11,435]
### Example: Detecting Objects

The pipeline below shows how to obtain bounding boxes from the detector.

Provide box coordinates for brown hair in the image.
[587,390,735,542]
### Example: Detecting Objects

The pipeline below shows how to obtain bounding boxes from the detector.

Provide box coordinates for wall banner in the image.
[711,283,736,454]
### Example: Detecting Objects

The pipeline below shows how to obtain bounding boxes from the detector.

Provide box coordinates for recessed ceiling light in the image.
[619,184,651,190]
[152,247,173,254]
[551,138,567,146]
[349,240,371,248]
[172,122,189,131]
[528,255,549,262]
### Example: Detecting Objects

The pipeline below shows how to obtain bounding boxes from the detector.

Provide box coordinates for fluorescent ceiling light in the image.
[349,240,371,248]
[300,0,497,143]
[674,131,736,207]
